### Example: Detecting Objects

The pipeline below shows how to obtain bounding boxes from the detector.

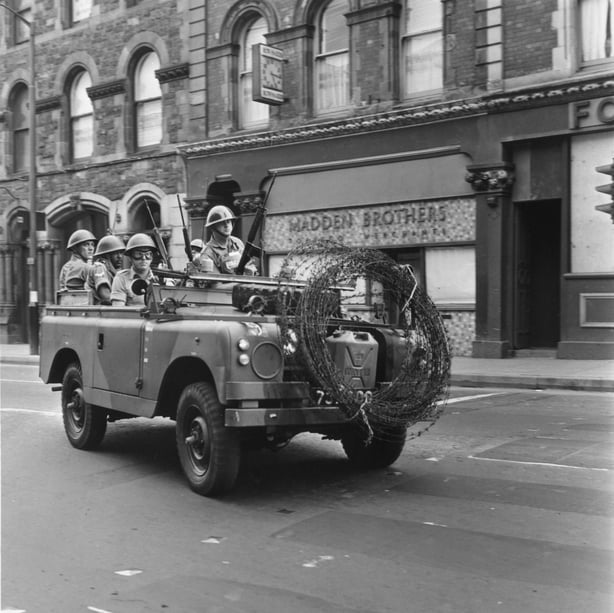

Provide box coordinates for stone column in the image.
[465,163,515,358]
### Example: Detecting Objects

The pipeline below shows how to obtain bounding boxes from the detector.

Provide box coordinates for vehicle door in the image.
[92,313,146,397]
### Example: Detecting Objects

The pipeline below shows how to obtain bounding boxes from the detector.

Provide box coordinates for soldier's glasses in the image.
[132,250,153,260]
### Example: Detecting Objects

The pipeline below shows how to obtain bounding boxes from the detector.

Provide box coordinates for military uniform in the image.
[203,235,257,275]
[59,254,92,290]
[86,259,117,304]
[110,268,154,306]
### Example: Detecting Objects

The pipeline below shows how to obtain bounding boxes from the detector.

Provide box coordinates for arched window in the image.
[10,83,29,173]
[239,16,269,129]
[315,0,349,114]
[134,51,162,148]
[69,71,94,159]
[401,0,443,98]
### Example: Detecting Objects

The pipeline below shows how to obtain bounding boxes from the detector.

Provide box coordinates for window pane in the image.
[15,7,31,44]
[242,17,267,72]
[405,0,442,34]
[403,31,443,93]
[137,99,162,147]
[320,0,348,53]
[135,52,161,101]
[316,51,349,111]
[580,0,613,61]
[72,0,92,22]
[240,17,268,129]
[240,73,268,127]
[13,86,29,129]
[135,52,162,146]
[72,115,93,158]
[14,129,29,172]
[70,72,92,117]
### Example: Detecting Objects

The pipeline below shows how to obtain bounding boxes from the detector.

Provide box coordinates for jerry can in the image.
[326,329,378,389]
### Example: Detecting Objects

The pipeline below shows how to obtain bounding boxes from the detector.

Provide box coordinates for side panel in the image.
[93,315,146,396]
[39,313,98,385]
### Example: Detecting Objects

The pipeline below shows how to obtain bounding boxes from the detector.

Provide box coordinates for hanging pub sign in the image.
[252,43,284,105]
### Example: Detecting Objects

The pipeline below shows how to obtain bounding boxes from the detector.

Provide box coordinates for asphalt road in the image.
[1,363,613,613]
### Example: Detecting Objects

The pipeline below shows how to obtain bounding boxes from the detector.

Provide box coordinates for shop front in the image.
[180,77,614,359]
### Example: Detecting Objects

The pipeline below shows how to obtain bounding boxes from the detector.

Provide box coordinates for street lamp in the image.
[0,2,38,354]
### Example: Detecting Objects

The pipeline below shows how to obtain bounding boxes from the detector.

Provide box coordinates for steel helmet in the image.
[190,238,204,252]
[124,233,157,255]
[67,229,96,250]
[94,235,125,258]
[205,205,236,228]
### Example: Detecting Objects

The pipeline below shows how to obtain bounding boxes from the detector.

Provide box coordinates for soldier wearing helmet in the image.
[59,229,96,291]
[190,238,204,257]
[111,233,157,306]
[86,234,125,305]
[202,205,258,275]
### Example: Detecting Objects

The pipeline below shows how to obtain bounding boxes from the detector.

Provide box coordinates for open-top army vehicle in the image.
[40,240,450,496]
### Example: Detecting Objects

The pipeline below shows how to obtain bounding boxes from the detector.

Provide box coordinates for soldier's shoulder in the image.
[114,268,132,278]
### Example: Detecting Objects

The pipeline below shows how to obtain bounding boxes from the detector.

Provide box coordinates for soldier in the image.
[86,235,125,305]
[202,205,258,275]
[190,238,204,258]
[110,233,157,306]
[59,229,96,290]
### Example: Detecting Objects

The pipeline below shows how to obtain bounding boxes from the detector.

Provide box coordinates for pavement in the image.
[1,343,613,393]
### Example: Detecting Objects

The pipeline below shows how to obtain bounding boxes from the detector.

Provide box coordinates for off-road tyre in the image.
[176,382,241,496]
[341,427,406,469]
[61,362,107,450]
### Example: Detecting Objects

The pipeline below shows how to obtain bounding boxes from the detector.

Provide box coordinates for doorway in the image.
[513,200,561,349]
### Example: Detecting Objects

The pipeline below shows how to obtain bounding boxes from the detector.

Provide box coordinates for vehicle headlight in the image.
[283,329,299,356]
[238,353,250,366]
[237,338,250,352]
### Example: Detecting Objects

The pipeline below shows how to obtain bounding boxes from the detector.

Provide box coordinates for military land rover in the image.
[40,240,450,496]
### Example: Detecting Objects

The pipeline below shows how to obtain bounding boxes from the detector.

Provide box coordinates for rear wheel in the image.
[61,362,107,450]
[176,382,241,496]
[341,427,406,469]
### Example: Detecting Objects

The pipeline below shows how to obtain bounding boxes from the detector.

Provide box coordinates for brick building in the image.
[1,0,613,357]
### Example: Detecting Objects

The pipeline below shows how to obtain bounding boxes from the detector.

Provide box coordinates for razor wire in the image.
[275,239,451,440]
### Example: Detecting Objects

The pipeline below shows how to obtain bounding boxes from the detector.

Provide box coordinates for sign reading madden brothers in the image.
[265,198,475,250]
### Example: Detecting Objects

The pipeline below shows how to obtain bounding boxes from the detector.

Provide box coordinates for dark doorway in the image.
[513,200,561,349]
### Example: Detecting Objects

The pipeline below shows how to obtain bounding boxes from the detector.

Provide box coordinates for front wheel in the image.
[341,427,406,469]
[175,382,241,496]
[61,362,107,450]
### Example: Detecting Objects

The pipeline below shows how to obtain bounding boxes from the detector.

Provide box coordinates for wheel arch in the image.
[155,357,216,419]
[46,348,81,383]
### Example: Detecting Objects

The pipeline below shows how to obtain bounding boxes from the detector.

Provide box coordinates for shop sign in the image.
[252,44,284,105]
[264,198,476,251]
[569,96,614,130]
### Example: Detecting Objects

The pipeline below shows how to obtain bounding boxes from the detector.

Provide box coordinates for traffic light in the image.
[595,158,614,222]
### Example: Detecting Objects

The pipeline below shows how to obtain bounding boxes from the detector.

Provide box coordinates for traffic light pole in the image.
[595,157,614,223]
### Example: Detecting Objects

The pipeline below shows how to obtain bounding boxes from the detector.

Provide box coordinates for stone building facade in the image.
[0,0,202,342]
[1,0,613,357]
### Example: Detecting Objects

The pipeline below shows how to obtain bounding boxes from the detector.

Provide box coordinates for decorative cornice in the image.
[87,79,126,100]
[180,76,614,158]
[36,96,62,113]
[465,163,515,192]
[155,63,190,84]
[233,191,264,214]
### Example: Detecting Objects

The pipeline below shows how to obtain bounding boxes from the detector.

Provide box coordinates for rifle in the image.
[144,199,172,270]
[177,194,193,262]
[236,172,277,276]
